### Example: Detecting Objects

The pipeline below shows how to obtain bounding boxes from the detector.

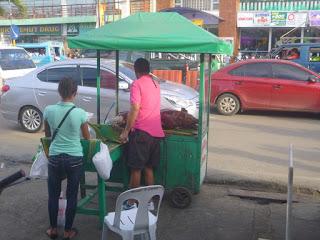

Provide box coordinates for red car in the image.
[211,59,320,115]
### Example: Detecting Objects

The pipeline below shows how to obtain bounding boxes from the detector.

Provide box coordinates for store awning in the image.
[160,7,223,25]
[67,12,232,55]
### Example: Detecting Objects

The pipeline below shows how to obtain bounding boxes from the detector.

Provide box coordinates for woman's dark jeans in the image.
[48,154,83,230]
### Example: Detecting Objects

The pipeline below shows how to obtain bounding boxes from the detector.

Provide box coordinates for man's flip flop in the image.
[46,228,58,239]
[62,228,78,240]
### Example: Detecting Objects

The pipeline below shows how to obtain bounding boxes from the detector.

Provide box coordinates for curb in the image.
[204,176,320,196]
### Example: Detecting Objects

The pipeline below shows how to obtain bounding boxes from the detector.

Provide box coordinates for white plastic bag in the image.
[29,149,48,179]
[57,191,67,227]
[92,143,113,180]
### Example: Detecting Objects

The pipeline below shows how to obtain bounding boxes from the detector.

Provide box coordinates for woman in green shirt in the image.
[44,78,90,240]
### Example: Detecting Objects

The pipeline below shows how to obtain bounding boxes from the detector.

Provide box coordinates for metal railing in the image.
[3,4,97,19]
[241,0,320,11]
[1,1,161,20]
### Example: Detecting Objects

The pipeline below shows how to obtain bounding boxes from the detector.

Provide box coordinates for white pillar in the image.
[119,0,130,18]
[150,0,157,12]
[268,28,272,52]
[61,0,67,17]
[301,28,304,43]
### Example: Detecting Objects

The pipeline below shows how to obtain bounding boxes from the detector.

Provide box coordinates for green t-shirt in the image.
[211,60,220,72]
[43,102,87,157]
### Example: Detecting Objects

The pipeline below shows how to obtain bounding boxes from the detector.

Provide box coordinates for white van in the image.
[0,46,36,88]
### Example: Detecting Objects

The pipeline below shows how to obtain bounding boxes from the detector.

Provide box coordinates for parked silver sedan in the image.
[0,59,199,133]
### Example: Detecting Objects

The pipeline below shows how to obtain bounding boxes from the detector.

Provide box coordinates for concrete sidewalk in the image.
[1,165,320,240]
[208,112,320,194]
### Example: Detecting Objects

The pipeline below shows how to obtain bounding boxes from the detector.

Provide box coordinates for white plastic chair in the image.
[101,185,164,240]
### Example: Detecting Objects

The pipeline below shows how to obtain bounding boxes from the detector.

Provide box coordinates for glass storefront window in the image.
[175,0,182,7]
[240,28,269,52]
[304,28,320,43]
[271,28,301,48]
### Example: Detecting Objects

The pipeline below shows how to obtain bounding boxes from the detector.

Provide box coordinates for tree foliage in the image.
[0,0,26,17]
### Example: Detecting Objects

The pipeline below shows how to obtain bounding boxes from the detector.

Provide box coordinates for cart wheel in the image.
[169,187,192,209]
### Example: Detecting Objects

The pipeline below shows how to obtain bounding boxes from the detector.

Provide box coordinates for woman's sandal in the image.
[46,228,58,239]
[62,228,78,240]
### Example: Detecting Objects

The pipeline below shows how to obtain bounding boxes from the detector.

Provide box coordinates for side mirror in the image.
[308,76,318,83]
[119,80,129,90]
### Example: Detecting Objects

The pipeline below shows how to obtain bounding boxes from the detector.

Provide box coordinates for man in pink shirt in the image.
[120,58,164,196]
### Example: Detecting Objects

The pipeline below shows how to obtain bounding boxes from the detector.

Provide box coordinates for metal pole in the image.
[285,144,294,240]
[115,50,119,115]
[97,50,101,124]
[301,28,304,44]
[96,0,101,28]
[205,54,212,179]
[198,54,205,138]
[268,28,272,53]
[8,0,14,46]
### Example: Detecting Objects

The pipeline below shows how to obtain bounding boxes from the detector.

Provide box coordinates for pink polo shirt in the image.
[130,74,164,138]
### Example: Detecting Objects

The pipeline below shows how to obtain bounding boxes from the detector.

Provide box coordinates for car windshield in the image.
[0,49,36,70]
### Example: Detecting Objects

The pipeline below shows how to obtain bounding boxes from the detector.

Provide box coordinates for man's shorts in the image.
[127,129,161,170]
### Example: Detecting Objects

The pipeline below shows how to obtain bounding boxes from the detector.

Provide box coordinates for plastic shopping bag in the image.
[92,143,113,180]
[29,149,48,179]
[57,191,67,227]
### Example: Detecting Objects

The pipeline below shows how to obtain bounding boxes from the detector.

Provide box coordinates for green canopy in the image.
[68,12,232,55]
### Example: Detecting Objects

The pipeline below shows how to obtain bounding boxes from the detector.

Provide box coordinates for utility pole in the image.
[96,0,101,28]
[8,0,15,46]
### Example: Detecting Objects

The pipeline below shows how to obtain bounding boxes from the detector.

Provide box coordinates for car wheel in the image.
[216,93,240,116]
[19,106,43,133]
[169,187,192,209]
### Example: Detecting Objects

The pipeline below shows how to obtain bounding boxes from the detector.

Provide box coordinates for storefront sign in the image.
[271,12,287,26]
[237,12,254,27]
[192,19,204,27]
[253,12,271,26]
[79,23,96,34]
[238,11,307,28]
[0,24,61,36]
[286,12,307,27]
[238,12,271,27]
[67,24,79,36]
[309,11,320,26]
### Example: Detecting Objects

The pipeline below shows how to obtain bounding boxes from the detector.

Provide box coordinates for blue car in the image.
[17,41,67,67]
[271,43,320,73]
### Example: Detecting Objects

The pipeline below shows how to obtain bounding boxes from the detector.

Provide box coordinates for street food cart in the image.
[65,12,232,224]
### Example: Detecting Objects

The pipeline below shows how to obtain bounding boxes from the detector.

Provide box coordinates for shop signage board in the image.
[192,18,204,27]
[79,23,96,34]
[238,11,307,27]
[271,12,287,26]
[0,24,61,35]
[67,24,79,36]
[286,12,307,27]
[238,12,272,27]
[253,12,271,26]
[309,11,320,26]
[237,12,254,27]
[9,25,19,40]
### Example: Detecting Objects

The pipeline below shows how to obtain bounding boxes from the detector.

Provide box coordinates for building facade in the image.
[238,0,320,57]
[217,0,320,57]
[174,0,219,15]
[0,0,174,44]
